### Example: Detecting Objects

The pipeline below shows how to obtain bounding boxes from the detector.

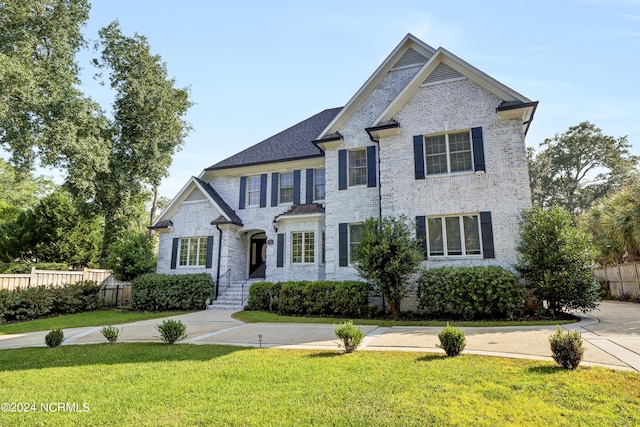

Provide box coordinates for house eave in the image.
[365,120,400,141]
[496,101,538,135]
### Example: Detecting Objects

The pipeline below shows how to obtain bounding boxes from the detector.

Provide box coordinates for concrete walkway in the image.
[1,301,639,372]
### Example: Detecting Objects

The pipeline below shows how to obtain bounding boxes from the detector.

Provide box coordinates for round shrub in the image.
[438,324,466,357]
[334,321,365,353]
[45,329,64,347]
[156,319,188,344]
[549,326,584,369]
[101,325,121,344]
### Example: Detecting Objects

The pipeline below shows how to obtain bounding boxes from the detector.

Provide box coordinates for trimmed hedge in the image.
[0,281,100,322]
[246,280,372,317]
[131,273,213,311]
[417,266,524,320]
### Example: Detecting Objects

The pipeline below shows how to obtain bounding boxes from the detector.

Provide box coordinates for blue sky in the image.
[25,1,640,198]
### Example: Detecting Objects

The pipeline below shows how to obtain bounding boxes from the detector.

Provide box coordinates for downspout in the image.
[215,224,223,299]
[365,132,383,219]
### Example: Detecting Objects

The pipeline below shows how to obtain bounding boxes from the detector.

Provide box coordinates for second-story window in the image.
[247,176,261,206]
[424,131,473,175]
[349,149,367,186]
[279,172,294,204]
[314,169,325,200]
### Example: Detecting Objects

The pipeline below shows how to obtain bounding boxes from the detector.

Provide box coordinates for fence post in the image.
[29,266,37,288]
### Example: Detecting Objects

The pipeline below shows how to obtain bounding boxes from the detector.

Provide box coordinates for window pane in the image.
[425,135,446,154]
[280,173,294,203]
[428,218,444,256]
[198,237,208,266]
[426,154,448,174]
[348,150,367,186]
[314,169,325,200]
[463,215,481,255]
[248,176,261,206]
[349,224,364,261]
[179,239,189,266]
[291,232,303,263]
[445,217,462,256]
[448,132,472,172]
[304,232,315,263]
[448,132,470,152]
[189,239,198,265]
[450,151,472,172]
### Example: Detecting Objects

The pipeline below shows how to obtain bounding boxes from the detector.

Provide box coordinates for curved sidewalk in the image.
[1,302,639,372]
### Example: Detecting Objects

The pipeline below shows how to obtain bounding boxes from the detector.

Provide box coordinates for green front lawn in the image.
[0,344,637,426]
[0,310,189,335]
[233,310,575,327]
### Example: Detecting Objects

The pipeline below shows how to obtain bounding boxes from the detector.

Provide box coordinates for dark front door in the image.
[249,233,267,278]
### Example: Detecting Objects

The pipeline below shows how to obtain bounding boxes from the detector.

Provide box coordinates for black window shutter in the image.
[293,170,301,204]
[472,127,485,172]
[367,145,377,188]
[271,173,279,207]
[260,174,267,207]
[413,135,425,179]
[276,233,285,267]
[170,238,179,269]
[305,169,314,204]
[480,211,495,259]
[416,216,428,260]
[239,176,246,210]
[339,223,348,266]
[205,235,214,269]
[338,149,347,190]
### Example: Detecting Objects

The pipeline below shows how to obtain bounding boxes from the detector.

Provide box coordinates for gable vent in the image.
[424,63,464,84]
[393,47,429,69]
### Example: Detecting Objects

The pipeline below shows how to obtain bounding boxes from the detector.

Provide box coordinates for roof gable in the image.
[317,34,436,139]
[205,108,341,171]
[151,176,242,228]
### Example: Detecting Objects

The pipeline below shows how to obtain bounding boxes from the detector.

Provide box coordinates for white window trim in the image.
[178,236,208,268]
[348,149,368,187]
[427,214,483,259]
[423,130,474,176]
[291,231,315,264]
[246,176,261,207]
[279,172,294,205]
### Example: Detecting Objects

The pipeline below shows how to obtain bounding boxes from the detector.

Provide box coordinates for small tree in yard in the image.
[516,206,600,314]
[351,215,423,317]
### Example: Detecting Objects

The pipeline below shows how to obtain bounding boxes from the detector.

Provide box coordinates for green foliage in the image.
[528,121,639,216]
[516,206,601,313]
[156,319,187,344]
[0,189,102,266]
[0,262,69,274]
[0,159,55,223]
[0,281,99,322]
[438,323,466,357]
[246,281,372,317]
[44,329,64,347]
[105,231,156,281]
[101,325,120,344]
[549,326,585,369]
[417,266,524,320]
[131,273,212,311]
[334,321,365,353]
[351,215,424,316]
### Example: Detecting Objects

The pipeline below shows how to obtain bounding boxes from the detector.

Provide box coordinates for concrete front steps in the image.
[207,279,262,311]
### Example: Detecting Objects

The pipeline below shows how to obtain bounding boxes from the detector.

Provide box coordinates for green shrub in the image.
[277,282,308,315]
[246,281,280,311]
[303,281,336,315]
[101,325,121,344]
[0,262,69,274]
[438,324,466,357]
[549,326,584,369]
[417,266,524,320]
[333,281,372,317]
[156,319,187,344]
[51,281,100,314]
[131,273,212,311]
[334,321,365,353]
[45,329,64,347]
[105,231,157,282]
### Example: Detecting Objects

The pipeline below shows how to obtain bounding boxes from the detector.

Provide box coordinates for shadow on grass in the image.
[527,364,564,374]
[306,351,342,359]
[0,342,253,372]
[416,354,447,363]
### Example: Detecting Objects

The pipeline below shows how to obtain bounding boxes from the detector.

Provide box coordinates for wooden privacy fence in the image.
[595,262,640,297]
[100,282,132,307]
[0,267,113,291]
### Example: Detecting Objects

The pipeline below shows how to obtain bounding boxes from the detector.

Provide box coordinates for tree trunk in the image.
[148,186,158,237]
[386,297,401,317]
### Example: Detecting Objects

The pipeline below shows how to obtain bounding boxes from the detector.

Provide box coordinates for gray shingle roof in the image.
[194,178,243,226]
[205,108,342,171]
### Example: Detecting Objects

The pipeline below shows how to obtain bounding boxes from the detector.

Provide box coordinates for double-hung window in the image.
[349,224,364,262]
[424,131,473,175]
[427,215,481,257]
[178,237,208,267]
[348,150,367,186]
[291,231,315,264]
[279,172,294,204]
[314,169,325,200]
[247,176,261,207]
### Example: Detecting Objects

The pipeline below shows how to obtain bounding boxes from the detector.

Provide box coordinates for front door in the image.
[249,233,267,278]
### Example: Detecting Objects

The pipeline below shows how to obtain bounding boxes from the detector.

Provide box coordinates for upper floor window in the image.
[349,149,367,186]
[427,214,480,257]
[424,131,473,175]
[247,176,261,206]
[291,231,315,263]
[279,172,294,204]
[179,237,208,267]
[314,169,325,200]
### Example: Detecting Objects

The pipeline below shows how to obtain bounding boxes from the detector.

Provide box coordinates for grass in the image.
[0,310,188,335]
[0,343,637,426]
[233,310,575,327]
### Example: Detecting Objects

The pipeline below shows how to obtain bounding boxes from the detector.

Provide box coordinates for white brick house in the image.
[151,34,536,299]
